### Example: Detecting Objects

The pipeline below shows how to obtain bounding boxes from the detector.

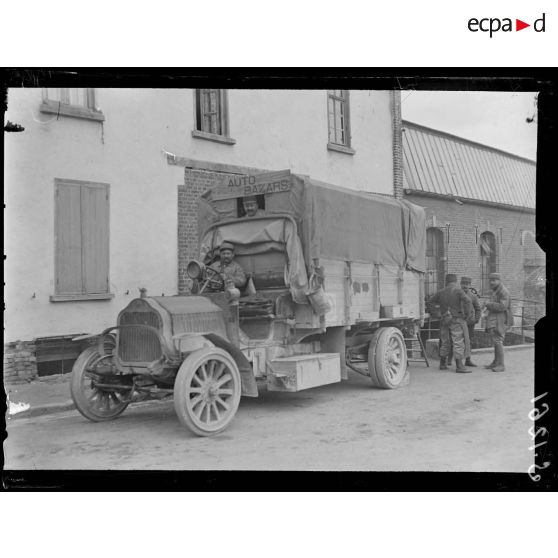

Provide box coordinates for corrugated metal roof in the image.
[402,120,536,209]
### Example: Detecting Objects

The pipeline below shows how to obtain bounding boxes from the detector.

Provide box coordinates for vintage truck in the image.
[70,170,427,436]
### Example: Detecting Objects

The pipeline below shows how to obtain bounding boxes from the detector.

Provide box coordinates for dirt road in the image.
[4,348,535,472]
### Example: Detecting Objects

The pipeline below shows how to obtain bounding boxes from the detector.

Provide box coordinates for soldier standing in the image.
[483,272,512,372]
[461,276,481,367]
[429,273,473,373]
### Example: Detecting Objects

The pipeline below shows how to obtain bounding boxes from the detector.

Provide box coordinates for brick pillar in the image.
[3,340,38,384]
[391,90,404,200]
[178,168,238,294]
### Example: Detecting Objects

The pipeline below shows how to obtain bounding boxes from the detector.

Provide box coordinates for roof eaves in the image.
[402,120,537,165]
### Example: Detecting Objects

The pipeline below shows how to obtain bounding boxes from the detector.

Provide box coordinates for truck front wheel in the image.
[173,347,241,436]
[367,327,408,389]
[70,347,130,421]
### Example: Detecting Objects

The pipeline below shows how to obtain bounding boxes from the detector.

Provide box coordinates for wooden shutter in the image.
[55,183,83,294]
[81,184,109,294]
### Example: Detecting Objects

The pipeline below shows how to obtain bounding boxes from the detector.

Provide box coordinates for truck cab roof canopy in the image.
[199,171,426,273]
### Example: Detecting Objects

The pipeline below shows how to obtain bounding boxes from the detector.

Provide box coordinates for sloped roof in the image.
[402,120,536,209]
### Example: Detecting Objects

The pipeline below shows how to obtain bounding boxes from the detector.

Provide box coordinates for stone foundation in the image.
[3,340,38,384]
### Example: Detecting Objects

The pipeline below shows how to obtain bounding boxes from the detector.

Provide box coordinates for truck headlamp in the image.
[186,260,204,280]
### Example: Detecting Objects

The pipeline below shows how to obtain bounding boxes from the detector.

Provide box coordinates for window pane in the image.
[195,90,202,130]
[203,114,211,133]
[68,88,87,107]
[45,88,90,107]
[480,232,497,293]
[202,90,211,115]
[335,101,344,144]
[45,88,59,101]
[328,109,334,142]
[199,89,222,134]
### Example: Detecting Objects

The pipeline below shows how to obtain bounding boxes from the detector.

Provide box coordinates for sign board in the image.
[212,170,291,200]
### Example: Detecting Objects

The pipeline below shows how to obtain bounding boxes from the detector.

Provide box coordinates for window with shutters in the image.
[50,179,113,302]
[425,227,446,297]
[40,88,105,121]
[192,89,235,144]
[327,90,355,155]
[480,231,497,295]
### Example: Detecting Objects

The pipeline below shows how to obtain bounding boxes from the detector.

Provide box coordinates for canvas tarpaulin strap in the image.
[199,218,309,303]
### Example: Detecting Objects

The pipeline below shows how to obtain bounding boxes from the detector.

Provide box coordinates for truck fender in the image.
[72,331,116,356]
[203,333,259,398]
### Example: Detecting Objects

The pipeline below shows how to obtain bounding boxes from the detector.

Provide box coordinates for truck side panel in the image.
[378,265,421,319]
[320,258,380,327]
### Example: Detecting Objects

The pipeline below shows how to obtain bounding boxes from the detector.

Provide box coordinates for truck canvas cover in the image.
[199,171,426,274]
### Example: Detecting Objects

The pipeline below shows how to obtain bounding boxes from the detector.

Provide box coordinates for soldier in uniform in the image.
[484,272,512,372]
[429,273,473,373]
[208,241,247,291]
[461,276,481,367]
[242,196,266,217]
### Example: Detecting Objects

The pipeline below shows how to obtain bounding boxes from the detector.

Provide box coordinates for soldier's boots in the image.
[455,359,471,373]
[492,344,505,372]
[465,357,477,367]
[484,349,497,369]
[439,356,448,370]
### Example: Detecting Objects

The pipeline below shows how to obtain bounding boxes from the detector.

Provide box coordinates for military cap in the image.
[460,276,472,285]
[488,272,501,280]
[445,273,458,283]
[219,241,235,252]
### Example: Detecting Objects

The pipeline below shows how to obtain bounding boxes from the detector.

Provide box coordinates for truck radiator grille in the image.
[118,311,162,363]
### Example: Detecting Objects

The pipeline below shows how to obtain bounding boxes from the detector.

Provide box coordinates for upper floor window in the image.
[192,89,235,145]
[480,231,498,295]
[40,88,104,121]
[327,90,354,154]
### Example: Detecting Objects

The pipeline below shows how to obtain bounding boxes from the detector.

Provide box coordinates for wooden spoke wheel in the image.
[173,347,241,436]
[70,347,130,422]
[367,327,408,389]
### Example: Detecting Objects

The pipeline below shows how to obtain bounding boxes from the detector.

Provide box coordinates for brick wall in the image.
[178,167,248,294]
[391,90,404,200]
[523,229,545,263]
[405,193,538,303]
[3,340,38,384]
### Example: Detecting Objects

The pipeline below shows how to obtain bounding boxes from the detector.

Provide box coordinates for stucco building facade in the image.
[4,88,402,381]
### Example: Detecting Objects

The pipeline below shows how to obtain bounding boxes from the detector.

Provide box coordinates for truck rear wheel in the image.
[173,347,241,436]
[368,327,408,389]
[70,347,130,421]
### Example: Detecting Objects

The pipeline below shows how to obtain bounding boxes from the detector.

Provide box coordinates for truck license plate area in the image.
[267,353,341,392]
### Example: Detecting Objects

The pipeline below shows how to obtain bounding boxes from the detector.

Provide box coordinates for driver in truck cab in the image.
[208,241,247,291]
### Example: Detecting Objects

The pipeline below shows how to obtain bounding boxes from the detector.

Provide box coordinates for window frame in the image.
[425,226,446,297]
[50,178,114,302]
[40,88,105,122]
[192,89,235,145]
[480,231,498,295]
[327,90,355,155]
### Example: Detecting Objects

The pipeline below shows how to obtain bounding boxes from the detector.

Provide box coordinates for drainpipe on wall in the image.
[390,90,404,200]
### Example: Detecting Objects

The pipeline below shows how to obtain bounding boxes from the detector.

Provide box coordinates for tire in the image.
[367,327,408,389]
[70,347,130,422]
[173,347,241,437]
